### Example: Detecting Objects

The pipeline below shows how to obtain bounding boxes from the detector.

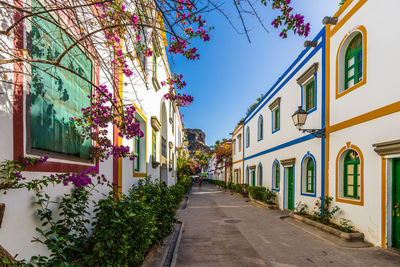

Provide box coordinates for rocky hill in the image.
[186,129,210,154]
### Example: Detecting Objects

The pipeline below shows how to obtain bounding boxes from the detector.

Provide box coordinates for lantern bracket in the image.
[300,128,325,138]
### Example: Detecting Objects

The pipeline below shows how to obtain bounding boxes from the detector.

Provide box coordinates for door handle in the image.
[394,203,399,216]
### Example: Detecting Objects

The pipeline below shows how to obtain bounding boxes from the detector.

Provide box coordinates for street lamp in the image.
[291,106,325,138]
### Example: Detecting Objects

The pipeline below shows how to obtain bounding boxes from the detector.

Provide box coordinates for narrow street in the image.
[176,183,400,267]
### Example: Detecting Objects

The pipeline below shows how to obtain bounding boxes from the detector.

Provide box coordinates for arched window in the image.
[343,150,361,199]
[345,33,363,90]
[306,158,315,193]
[258,164,263,186]
[258,115,263,141]
[301,153,316,196]
[272,161,280,190]
[246,127,250,147]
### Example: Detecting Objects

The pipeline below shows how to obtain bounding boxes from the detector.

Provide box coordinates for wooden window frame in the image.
[344,33,363,90]
[305,80,315,112]
[335,26,367,99]
[335,143,364,206]
[306,158,315,193]
[343,150,361,199]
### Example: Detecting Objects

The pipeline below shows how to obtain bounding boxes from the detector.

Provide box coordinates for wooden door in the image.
[392,159,400,248]
[287,167,294,211]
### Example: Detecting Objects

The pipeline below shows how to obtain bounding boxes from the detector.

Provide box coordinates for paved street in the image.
[176,183,400,267]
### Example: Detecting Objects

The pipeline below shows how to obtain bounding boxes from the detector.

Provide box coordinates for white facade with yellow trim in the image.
[326,0,400,248]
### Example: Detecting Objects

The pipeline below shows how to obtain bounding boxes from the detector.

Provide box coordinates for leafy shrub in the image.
[263,188,277,204]
[339,218,355,233]
[248,186,266,201]
[86,191,158,266]
[227,181,233,190]
[312,196,340,224]
[23,176,192,266]
[208,179,226,188]
[295,201,308,215]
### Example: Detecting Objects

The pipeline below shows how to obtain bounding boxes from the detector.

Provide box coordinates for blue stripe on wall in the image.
[244,134,316,161]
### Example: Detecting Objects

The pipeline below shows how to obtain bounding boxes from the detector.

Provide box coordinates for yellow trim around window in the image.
[335,25,367,99]
[335,142,364,206]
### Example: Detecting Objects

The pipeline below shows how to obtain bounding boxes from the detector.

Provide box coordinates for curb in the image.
[249,196,279,210]
[142,221,184,267]
[291,214,364,242]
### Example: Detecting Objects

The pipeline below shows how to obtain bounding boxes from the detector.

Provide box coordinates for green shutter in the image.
[345,33,362,90]
[134,135,140,172]
[306,158,314,193]
[152,128,157,161]
[305,81,315,111]
[30,0,92,159]
[343,150,360,199]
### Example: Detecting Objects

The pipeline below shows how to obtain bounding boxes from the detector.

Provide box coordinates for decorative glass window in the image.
[258,115,263,141]
[29,0,92,159]
[152,128,157,162]
[246,127,250,147]
[272,161,280,190]
[306,158,315,193]
[272,106,280,133]
[258,164,263,186]
[345,33,362,90]
[344,150,361,199]
[305,80,315,112]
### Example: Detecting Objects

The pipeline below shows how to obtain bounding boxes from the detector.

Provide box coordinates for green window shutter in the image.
[30,0,92,159]
[306,158,314,193]
[134,135,140,172]
[344,33,362,90]
[274,163,280,189]
[305,81,315,111]
[343,150,360,199]
[152,128,157,161]
[273,107,280,131]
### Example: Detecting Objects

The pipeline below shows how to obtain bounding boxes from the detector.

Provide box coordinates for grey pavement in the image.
[176,183,400,267]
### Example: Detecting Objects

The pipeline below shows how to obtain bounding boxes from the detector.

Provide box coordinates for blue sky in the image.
[169,0,340,146]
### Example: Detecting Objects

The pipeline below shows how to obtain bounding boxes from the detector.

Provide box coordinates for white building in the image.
[243,28,325,212]
[232,122,244,184]
[325,0,400,248]
[0,0,185,260]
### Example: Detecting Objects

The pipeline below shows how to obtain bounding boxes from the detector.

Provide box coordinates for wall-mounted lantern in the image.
[291,106,325,138]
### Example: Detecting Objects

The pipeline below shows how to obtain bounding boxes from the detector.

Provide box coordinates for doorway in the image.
[251,169,256,186]
[392,158,400,248]
[286,167,294,211]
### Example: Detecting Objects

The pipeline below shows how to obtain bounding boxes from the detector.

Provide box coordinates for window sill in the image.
[301,192,316,197]
[272,188,280,192]
[336,196,363,206]
[257,137,263,142]
[336,80,366,99]
[272,128,280,134]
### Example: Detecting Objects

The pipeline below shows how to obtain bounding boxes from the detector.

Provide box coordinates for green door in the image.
[392,159,400,248]
[287,167,294,211]
[252,170,256,186]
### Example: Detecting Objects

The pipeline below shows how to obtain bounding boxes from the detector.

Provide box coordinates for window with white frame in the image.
[134,113,147,174]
